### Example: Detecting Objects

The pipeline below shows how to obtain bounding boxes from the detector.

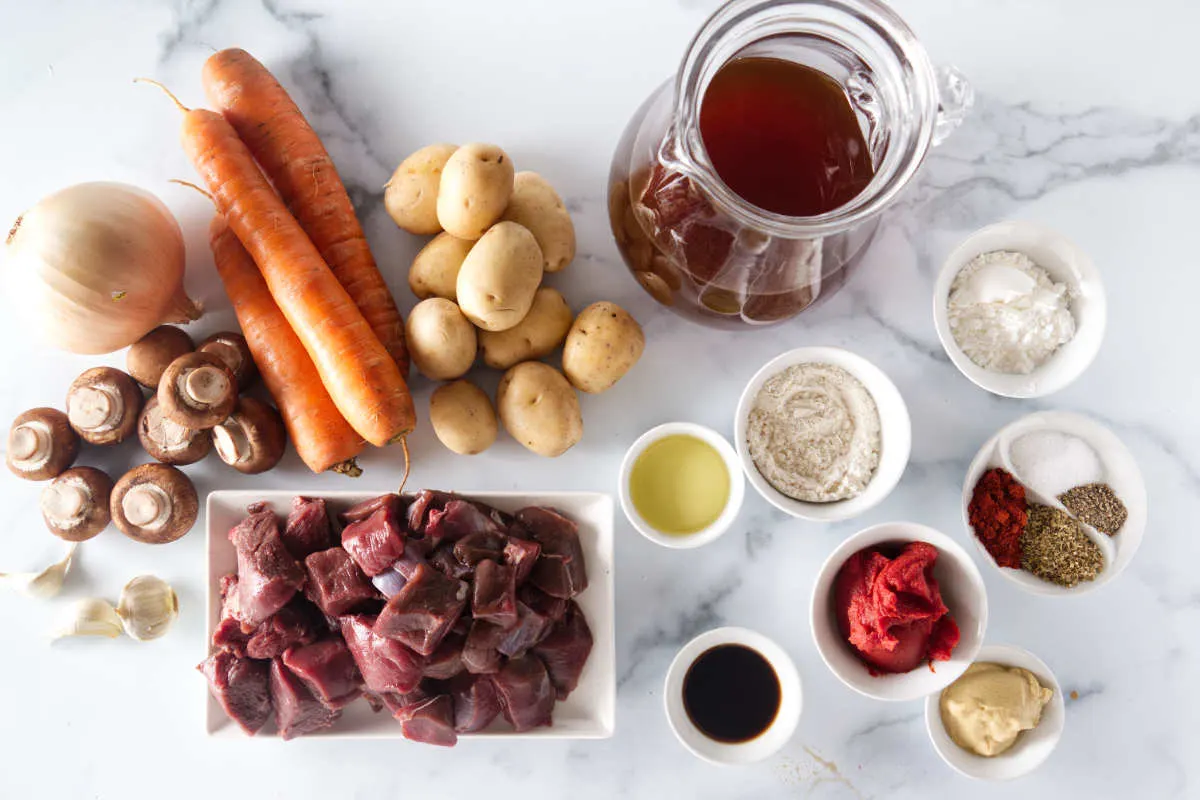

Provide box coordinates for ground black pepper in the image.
[1059,483,1127,536]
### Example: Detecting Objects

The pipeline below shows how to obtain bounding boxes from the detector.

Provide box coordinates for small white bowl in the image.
[933,220,1107,398]
[924,643,1065,780]
[810,522,987,701]
[664,627,803,765]
[734,347,911,522]
[618,422,745,549]
[962,410,1147,597]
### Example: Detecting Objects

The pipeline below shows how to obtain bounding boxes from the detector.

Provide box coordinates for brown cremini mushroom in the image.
[198,331,257,390]
[126,325,195,389]
[110,464,198,545]
[138,396,211,466]
[65,367,144,446]
[7,408,80,481]
[211,397,286,474]
[41,466,114,542]
[157,352,237,430]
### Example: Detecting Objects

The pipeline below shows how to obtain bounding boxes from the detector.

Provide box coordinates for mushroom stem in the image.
[182,366,231,408]
[122,484,172,531]
[68,384,123,432]
[212,420,250,465]
[41,481,89,524]
[9,422,50,465]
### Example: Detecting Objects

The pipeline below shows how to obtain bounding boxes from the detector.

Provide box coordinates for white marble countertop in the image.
[1,1,1195,797]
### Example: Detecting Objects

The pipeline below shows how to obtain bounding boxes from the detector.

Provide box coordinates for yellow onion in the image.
[3,182,201,354]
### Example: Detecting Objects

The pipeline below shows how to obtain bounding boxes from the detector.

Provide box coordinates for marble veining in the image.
[0,1,1194,799]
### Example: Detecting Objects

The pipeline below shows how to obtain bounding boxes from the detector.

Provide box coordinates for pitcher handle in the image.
[932,64,974,146]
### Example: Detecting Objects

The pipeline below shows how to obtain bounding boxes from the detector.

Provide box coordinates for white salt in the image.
[1008,430,1104,498]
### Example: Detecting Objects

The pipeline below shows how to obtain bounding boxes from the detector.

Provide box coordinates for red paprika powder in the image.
[968,468,1027,568]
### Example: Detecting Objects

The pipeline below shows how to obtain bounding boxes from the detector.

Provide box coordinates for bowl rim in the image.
[809,521,988,701]
[733,346,912,522]
[960,410,1148,597]
[923,643,1066,780]
[617,421,746,549]
[932,219,1107,399]
[663,626,803,765]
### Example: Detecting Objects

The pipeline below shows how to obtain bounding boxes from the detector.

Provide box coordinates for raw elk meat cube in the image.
[426,500,503,546]
[492,654,556,732]
[448,674,501,733]
[198,650,272,736]
[282,496,332,560]
[495,601,555,658]
[516,507,588,598]
[380,682,432,715]
[374,563,468,656]
[462,620,504,675]
[518,584,568,623]
[424,629,466,681]
[406,490,458,534]
[230,507,306,628]
[503,537,541,586]
[212,573,250,654]
[341,493,406,526]
[339,615,425,695]
[304,547,378,617]
[341,504,406,577]
[454,531,507,567]
[429,545,472,580]
[281,639,363,710]
[393,694,457,747]
[269,657,339,740]
[472,559,518,627]
[533,601,594,699]
[246,599,323,660]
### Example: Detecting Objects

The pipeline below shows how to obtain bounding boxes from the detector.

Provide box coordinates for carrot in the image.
[144,81,416,447]
[208,215,364,475]
[201,48,410,377]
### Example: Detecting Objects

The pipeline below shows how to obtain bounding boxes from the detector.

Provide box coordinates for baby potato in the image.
[562,302,645,394]
[404,298,477,381]
[501,171,576,273]
[456,221,544,332]
[497,362,583,458]
[437,143,515,240]
[409,232,473,301]
[384,143,458,235]
[430,380,497,455]
[478,287,572,369]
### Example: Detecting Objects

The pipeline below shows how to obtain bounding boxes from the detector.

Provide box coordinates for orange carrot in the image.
[149,83,415,447]
[209,215,364,475]
[202,48,410,377]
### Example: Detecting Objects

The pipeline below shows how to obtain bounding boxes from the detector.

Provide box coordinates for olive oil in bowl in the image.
[629,433,731,535]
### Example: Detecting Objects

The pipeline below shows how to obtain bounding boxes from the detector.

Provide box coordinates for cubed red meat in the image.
[374,562,468,656]
[341,504,407,577]
[269,657,339,740]
[282,496,332,560]
[533,600,594,699]
[198,650,272,736]
[493,654,555,732]
[304,547,379,616]
[281,639,363,709]
[339,614,425,695]
[472,559,518,627]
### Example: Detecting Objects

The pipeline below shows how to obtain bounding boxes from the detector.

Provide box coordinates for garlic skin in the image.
[3,182,201,354]
[0,543,76,599]
[53,597,123,640]
[116,575,179,641]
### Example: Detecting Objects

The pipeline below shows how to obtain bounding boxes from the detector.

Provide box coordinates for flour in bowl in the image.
[947,250,1075,374]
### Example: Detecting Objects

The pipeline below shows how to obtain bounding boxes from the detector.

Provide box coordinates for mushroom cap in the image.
[6,407,80,481]
[110,463,199,545]
[212,396,287,475]
[198,331,258,390]
[65,367,144,446]
[138,396,212,466]
[157,352,237,430]
[127,325,195,389]
[41,466,114,542]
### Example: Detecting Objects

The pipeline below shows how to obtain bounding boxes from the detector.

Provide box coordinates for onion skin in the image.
[4,182,201,354]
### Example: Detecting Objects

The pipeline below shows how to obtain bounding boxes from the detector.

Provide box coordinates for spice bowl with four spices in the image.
[924,643,1066,781]
[933,221,1107,399]
[810,522,988,702]
[962,410,1147,597]
[734,347,911,523]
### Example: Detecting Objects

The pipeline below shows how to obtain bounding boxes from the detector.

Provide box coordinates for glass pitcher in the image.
[608,0,972,328]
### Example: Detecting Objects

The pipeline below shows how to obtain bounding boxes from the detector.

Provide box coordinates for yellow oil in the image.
[629,434,730,535]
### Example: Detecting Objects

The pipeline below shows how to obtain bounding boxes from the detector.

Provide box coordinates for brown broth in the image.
[699,57,875,217]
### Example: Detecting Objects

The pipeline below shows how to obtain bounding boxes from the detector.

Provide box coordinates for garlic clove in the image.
[52,597,123,640]
[116,575,179,641]
[1,543,77,599]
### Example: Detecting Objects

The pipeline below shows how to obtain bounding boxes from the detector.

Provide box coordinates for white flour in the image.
[947,251,1075,374]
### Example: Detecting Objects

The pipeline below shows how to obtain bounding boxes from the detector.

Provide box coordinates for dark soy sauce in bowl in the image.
[683,643,782,743]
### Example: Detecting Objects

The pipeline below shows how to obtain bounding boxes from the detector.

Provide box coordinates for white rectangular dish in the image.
[205,490,616,740]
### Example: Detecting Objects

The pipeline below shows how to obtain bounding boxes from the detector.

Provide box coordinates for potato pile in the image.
[385,143,645,458]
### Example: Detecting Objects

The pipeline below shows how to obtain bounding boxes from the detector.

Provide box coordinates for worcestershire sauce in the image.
[699,56,875,217]
[683,644,781,742]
